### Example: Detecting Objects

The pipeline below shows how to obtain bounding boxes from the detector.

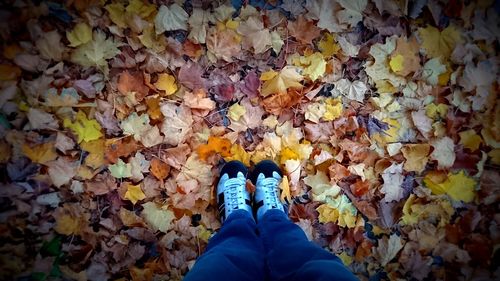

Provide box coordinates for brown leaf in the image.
[287,16,321,44]
[117,71,149,101]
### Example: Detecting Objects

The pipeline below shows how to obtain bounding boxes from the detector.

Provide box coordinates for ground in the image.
[0,0,499,280]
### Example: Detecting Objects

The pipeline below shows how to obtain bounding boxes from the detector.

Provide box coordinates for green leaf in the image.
[40,236,62,257]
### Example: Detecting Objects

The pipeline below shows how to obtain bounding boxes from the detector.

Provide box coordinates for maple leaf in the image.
[71,30,121,75]
[120,112,150,140]
[237,16,272,54]
[430,137,456,168]
[380,162,405,202]
[287,16,321,44]
[36,30,65,61]
[459,129,483,152]
[422,57,446,86]
[197,136,232,161]
[154,4,188,33]
[260,66,304,97]
[141,202,174,233]
[206,27,241,62]
[332,79,367,103]
[154,73,178,96]
[389,36,421,77]
[150,158,170,181]
[401,144,431,173]
[47,157,79,188]
[63,111,103,143]
[109,159,132,179]
[188,8,213,44]
[418,25,463,59]
[27,108,59,130]
[424,170,476,202]
[160,103,193,146]
[318,33,341,57]
[292,52,326,81]
[124,183,146,205]
[22,142,57,164]
[117,71,149,98]
[66,22,92,47]
[375,234,404,266]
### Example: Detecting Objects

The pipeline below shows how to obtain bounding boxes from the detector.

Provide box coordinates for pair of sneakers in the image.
[217,160,286,222]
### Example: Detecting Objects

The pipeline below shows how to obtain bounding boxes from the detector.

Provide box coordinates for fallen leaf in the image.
[459,129,482,151]
[124,183,146,205]
[150,158,170,181]
[22,142,57,164]
[141,202,175,233]
[380,162,405,202]
[109,159,132,179]
[197,136,232,161]
[66,22,93,47]
[155,4,188,34]
[287,15,321,44]
[424,170,476,202]
[375,234,404,266]
[260,66,304,97]
[154,73,178,96]
[418,25,463,59]
[71,30,121,75]
[401,144,431,173]
[63,111,103,143]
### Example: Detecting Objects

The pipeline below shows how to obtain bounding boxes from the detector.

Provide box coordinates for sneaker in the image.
[249,160,286,221]
[216,161,252,222]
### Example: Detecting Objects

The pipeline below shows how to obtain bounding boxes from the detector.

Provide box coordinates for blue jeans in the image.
[184,210,358,281]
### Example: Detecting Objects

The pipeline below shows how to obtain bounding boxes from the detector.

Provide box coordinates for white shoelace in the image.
[260,177,280,208]
[224,177,247,211]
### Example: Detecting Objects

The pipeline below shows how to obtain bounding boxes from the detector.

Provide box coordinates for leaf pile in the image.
[0,0,499,280]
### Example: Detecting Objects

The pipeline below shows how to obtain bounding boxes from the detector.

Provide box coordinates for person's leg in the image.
[258,209,358,281]
[184,210,265,281]
[250,160,357,281]
[184,161,265,281]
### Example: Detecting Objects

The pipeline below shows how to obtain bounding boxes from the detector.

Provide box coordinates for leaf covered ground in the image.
[0,0,499,280]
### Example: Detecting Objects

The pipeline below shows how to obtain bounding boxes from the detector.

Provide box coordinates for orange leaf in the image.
[146,96,163,120]
[183,40,203,59]
[105,137,140,164]
[197,136,232,161]
[150,158,170,180]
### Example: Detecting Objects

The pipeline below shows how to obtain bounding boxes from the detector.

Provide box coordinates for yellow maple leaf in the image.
[426,103,448,119]
[373,118,400,144]
[228,103,246,122]
[317,204,339,224]
[22,142,57,164]
[459,129,483,151]
[424,170,476,202]
[124,183,146,205]
[401,194,454,226]
[154,73,178,95]
[105,3,127,28]
[224,144,250,166]
[66,22,92,47]
[418,25,463,59]
[80,139,105,169]
[389,54,404,73]
[125,0,156,19]
[279,175,291,203]
[139,26,167,52]
[401,144,431,173]
[54,214,80,235]
[292,52,326,81]
[323,97,343,121]
[63,111,103,143]
[318,33,340,57]
[260,66,303,97]
[488,149,500,165]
